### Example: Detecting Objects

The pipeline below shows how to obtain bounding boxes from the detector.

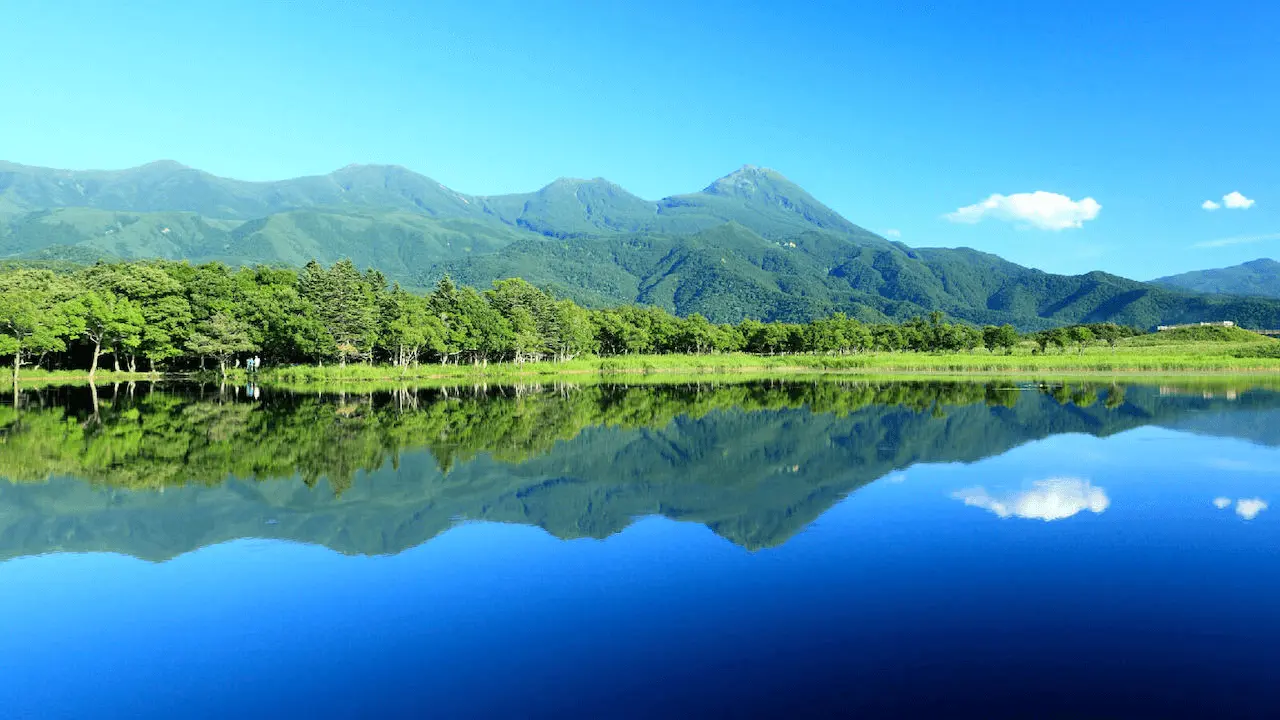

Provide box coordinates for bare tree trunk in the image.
[89,342,102,382]
[219,358,228,380]
[12,352,20,386]
[113,351,121,373]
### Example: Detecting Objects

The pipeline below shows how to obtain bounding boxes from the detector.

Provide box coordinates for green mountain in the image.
[5,160,1280,329]
[440,224,1280,328]
[0,160,492,219]
[1153,259,1280,298]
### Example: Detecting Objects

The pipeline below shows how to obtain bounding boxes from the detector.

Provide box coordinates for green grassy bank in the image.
[248,334,1280,386]
[6,335,1279,391]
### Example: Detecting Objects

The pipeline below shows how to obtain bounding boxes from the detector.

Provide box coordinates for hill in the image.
[1153,259,1280,298]
[6,160,1280,329]
[1125,325,1272,345]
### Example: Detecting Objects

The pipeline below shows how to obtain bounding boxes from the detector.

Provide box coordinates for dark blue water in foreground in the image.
[0,381,1278,718]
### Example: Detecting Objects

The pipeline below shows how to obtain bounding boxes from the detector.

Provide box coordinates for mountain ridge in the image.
[5,159,1280,329]
[1153,258,1280,299]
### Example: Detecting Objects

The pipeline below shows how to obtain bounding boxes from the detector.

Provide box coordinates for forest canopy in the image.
[0,259,1143,380]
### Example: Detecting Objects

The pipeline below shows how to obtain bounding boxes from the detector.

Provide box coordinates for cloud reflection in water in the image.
[953,478,1110,521]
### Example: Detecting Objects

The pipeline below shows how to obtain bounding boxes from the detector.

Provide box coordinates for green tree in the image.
[983,324,1020,354]
[186,312,259,378]
[551,300,596,360]
[380,287,446,367]
[81,291,145,381]
[1068,325,1095,353]
[299,260,379,365]
[0,271,84,383]
[80,262,192,370]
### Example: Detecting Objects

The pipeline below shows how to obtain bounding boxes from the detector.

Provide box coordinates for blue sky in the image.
[2,0,1278,278]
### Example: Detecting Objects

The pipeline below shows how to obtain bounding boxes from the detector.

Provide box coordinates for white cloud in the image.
[1236,498,1267,520]
[1207,458,1257,472]
[1202,200,1221,211]
[945,191,1101,230]
[1204,458,1280,475]
[883,229,902,238]
[1223,191,1255,210]
[952,478,1110,521]
[1193,233,1280,249]
[1213,497,1232,510]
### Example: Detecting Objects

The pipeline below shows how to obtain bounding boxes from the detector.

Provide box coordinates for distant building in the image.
[1156,321,1235,331]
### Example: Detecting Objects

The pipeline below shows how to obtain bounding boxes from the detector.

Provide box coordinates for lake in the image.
[1,379,1278,718]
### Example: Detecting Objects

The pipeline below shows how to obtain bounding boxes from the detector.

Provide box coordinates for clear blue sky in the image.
[2,0,1278,278]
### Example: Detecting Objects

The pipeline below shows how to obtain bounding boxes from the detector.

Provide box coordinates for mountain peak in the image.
[702,165,792,196]
[544,176,614,189]
[1242,258,1280,268]
[331,163,423,177]
[138,159,190,171]
[537,177,638,198]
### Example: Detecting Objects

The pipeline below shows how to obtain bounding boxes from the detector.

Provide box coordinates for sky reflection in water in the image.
[0,381,1278,718]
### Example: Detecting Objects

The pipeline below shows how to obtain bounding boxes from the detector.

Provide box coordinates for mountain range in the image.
[3,159,1280,329]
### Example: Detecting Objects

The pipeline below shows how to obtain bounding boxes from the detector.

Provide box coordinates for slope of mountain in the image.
[0,206,528,280]
[439,224,1280,328]
[1153,259,1280,298]
[5,159,1280,329]
[0,161,873,237]
[0,159,490,220]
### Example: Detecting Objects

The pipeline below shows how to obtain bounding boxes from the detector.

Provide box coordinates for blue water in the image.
[1,383,1278,718]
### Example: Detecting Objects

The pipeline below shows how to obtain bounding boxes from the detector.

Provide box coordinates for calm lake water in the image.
[1,379,1279,718]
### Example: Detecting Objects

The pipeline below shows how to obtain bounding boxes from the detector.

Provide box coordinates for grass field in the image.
[1,369,163,389]
[251,333,1280,385]
[5,334,1279,391]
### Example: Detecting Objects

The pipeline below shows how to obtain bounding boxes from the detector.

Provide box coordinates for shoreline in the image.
[5,356,1280,391]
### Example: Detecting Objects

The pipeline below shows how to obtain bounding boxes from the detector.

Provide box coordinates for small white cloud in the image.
[1223,191,1255,210]
[945,191,1101,231]
[1236,498,1267,520]
[1192,233,1280,249]
[1207,458,1255,472]
[1202,200,1221,211]
[1204,458,1280,474]
[1213,497,1232,510]
[883,229,902,238]
[953,478,1109,521]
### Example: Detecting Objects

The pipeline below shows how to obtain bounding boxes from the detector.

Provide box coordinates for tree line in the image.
[2,379,1140,492]
[0,259,1144,381]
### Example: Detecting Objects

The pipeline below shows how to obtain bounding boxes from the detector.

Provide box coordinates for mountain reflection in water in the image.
[1,379,1277,561]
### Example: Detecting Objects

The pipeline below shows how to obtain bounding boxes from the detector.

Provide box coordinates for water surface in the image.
[1,380,1278,718]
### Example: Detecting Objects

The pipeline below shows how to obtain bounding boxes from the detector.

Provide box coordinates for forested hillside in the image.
[1153,259,1280,298]
[0,259,1080,380]
[5,160,1280,329]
